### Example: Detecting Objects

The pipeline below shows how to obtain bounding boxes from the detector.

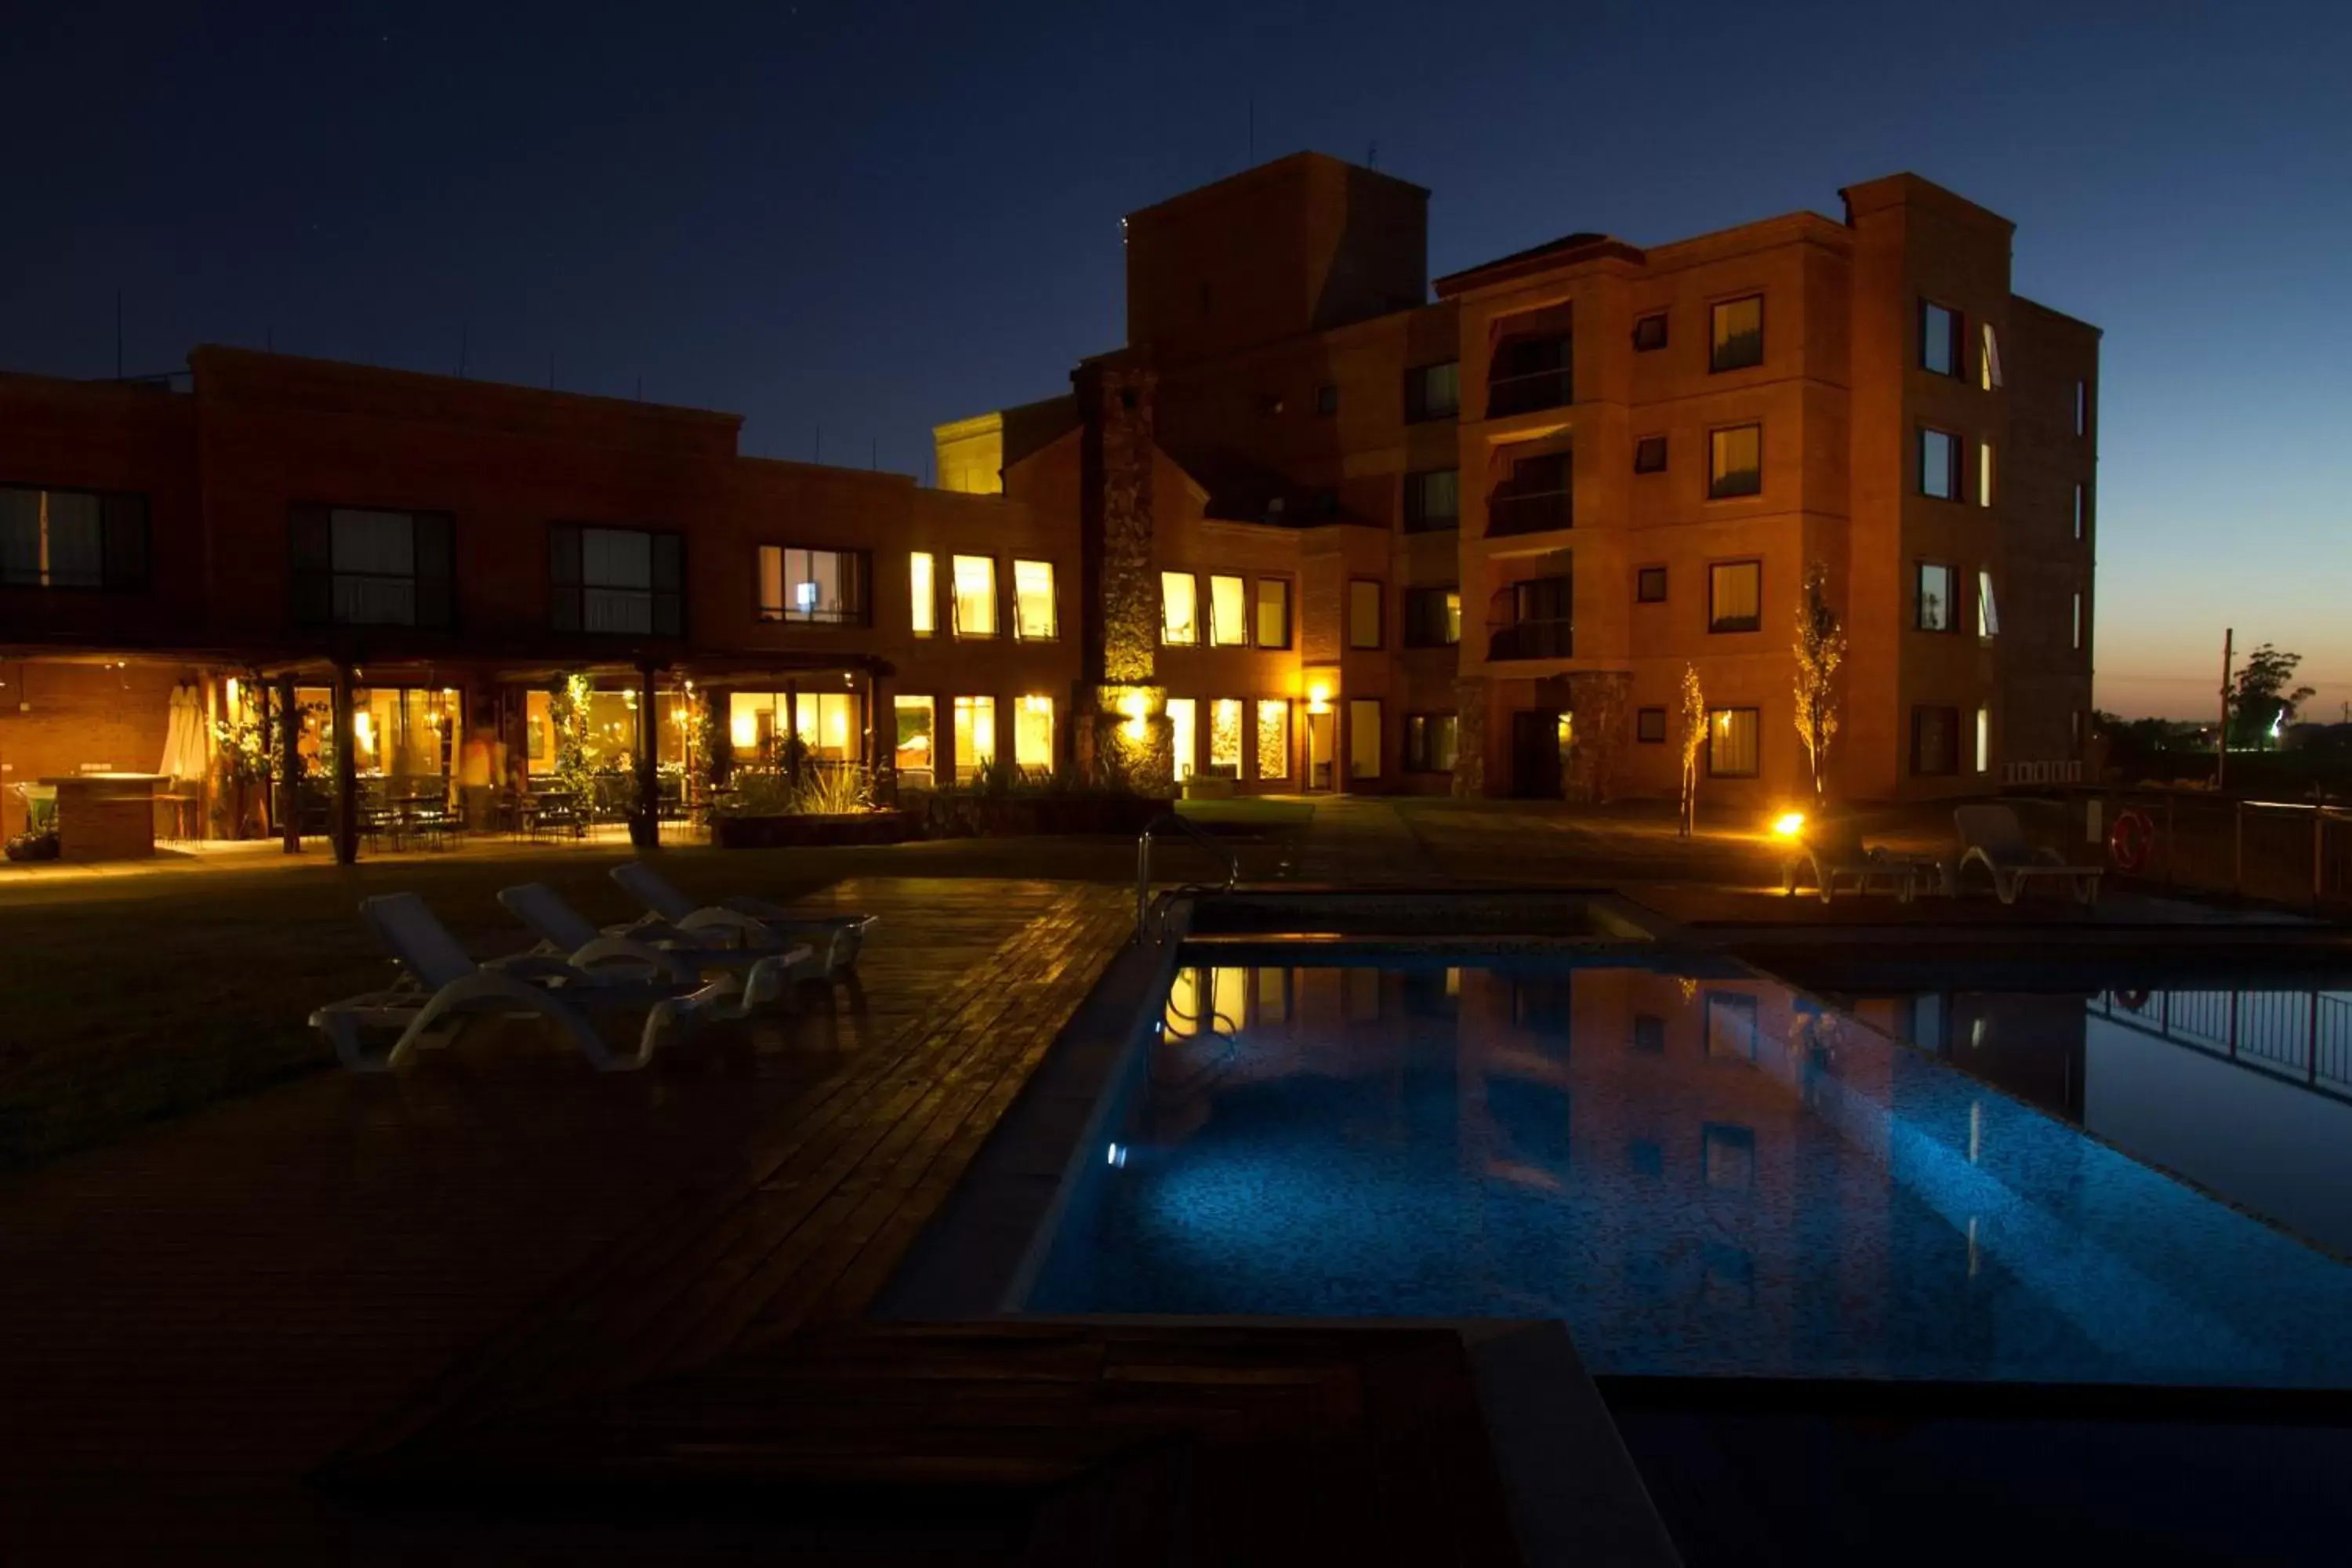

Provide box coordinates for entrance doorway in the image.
[1167,698,1196,783]
[1305,708,1336,791]
[1510,710,1571,799]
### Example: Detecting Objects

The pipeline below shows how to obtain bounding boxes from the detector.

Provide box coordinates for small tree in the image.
[2228,643,2315,749]
[1791,560,1846,802]
[1677,663,1706,837]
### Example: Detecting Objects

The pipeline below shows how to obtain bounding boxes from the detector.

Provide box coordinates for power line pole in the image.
[2216,626,2234,791]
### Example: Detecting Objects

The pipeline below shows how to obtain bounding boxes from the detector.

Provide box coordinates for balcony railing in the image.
[1485,366,1573,419]
[1487,488,1572,538]
[1488,619,1573,661]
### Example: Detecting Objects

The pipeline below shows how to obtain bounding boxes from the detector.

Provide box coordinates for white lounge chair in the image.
[495,880,820,1018]
[309,892,728,1073]
[1780,818,1936,904]
[1954,804,2103,906]
[609,860,874,974]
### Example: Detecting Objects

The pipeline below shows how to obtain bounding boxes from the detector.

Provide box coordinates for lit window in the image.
[1012,558,1056,640]
[1250,578,1289,648]
[1404,468,1459,532]
[1,485,147,591]
[729,688,861,764]
[757,545,868,624]
[893,695,935,787]
[1708,424,1761,499]
[1014,695,1054,772]
[1975,707,1991,773]
[1348,579,1382,649]
[1161,571,1198,644]
[1633,313,1668,352]
[1920,429,1961,500]
[951,554,996,637]
[1634,435,1668,474]
[1636,707,1667,743]
[1209,574,1248,645]
[1636,566,1668,604]
[951,695,996,779]
[1977,572,2000,638]
[1167,697,1196,780]
[909,551,935,635]
[1922,301,1961,377]
[1916,562,1954,631]
[1256,700,1290,780]
[1209,698,1243,773]
[1406,361,1460,422]
[1980,323,2002,389]
[1706,708,1759,777]
[1709,296,1762,372]
[1978,443,1994,508]
[1708,561,1761,633]
[1348,699,1382,779]
[1403,586,1459,648]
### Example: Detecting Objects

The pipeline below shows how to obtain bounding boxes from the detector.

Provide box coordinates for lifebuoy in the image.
[2109,809,2155,873]
[2113,988,2151,1013]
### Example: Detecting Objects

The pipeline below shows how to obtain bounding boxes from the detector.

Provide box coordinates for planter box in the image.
[916,795,1175,840]
[713,811,913,849]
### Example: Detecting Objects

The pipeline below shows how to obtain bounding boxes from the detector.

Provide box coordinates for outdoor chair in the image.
[308,891,727,1073]
[1780,818,1937,904]
[495,880,819,1018]
[610,859,875,975]
[1953,804,2103,906]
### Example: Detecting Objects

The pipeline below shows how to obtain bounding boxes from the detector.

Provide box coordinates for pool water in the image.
[1027,956,2352,1388]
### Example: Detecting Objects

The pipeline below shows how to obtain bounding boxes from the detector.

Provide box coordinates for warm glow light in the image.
[351,710,375,749]
[730,712,757,749]
[1306,682,1332,715]
[1771,811,1806,840]
[1024,695,1054,715]
[224,677,240,708]
[1117,688,1149,741]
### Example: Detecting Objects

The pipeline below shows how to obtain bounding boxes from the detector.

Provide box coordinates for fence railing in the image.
[2010,789,2352,910]
[2089,987,2352,1098]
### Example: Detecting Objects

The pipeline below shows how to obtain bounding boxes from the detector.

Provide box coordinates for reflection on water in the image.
[1030,961,2352,1388]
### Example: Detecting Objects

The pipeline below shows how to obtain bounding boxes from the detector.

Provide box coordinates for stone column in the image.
[869,667,897,806]
[1073,354,1171,793]
[277,672,301,853]
[1451,677,1487,800]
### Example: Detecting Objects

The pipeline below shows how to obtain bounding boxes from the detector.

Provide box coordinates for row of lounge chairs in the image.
[1782,804,2104,906]
[310,862,875,1073]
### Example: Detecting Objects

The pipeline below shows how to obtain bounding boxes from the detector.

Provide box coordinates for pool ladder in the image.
[1135,812,1240,943]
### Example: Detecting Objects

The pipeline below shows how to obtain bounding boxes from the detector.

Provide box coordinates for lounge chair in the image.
[1953,804,2103,906]
[1780,817,1936,904]
[609,860,875,974]
[308,891,728,1073]
[495,880,821,1018]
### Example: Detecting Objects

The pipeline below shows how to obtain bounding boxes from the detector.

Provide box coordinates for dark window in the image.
[1404,713,1459,772]
[1403,468,1460,532]
[292,505,454,628]
[757,545,869,624]
[2074,483,2086,541]
[1635,566,1668,604]
[1922,301,1962,377]
[549,523,682,637]
[1636,707,1667,743]
[1633,313,1668,352]
[1490,574,1573,660]
[1255,578,1292,648]
[1311,488,1339,518]
[1911,706,1961,775]
[1708,561,1761,633]
[1706,708,1760,777]
[1634,435,1668,474]
[1916,561,1955,632]
[2075,380,2089,437]
[1490,450,1571,537]
[0,485,148,592]
[1921,428,1962,500]
[1348,579,1382,650]
[1405,361,1461,423]
[1631,1013,1666,1053]
[1316,383,1338,417]
[1708,424,1762,499]
[1488,332,1573,416]
[1709,296,1763,372]
[1403,586,1461,648]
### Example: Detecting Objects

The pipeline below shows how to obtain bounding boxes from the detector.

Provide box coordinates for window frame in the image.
[1633,434,1668,475]
[1915,561,1955,633]
[1707,423,1762,499]
[0,483,150,593]
[1160,569,1200,646]
[1635,565,1668,604]
[1635,706,1668,744]
[1403,466,1461,533]
[1921,299,1963,379]
[1403,712,1459,774]
[1207,572,1250,647]
[1403,361,1461,423]
[1919,426,1962,501]
[1911,705,1961,777]
[1254,576,1292,649]
[756,543,871,626]
[1347,697,1383,780]
[549,521,682,638]
[1708,294,1764,373]
[1315,383,1338,417]
[1348,577,1384,651]
[949,553,1000,639]
[1011,557,1058,641]
[1977,570,2000,639]
[909,550,936,637]
[1632,312,1668,352]
[1707,559,1762,634]
[1704,706,1761,779]
[1401,584,1461,649]
[2074,482,2086,541]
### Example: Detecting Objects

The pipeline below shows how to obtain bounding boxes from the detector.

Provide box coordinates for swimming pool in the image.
[1025,951,2352,1388]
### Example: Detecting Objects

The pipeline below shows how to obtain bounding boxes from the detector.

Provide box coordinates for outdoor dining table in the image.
[521,789,586,840]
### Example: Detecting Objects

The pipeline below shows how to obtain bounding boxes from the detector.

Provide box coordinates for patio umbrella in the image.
[159,683,210,784]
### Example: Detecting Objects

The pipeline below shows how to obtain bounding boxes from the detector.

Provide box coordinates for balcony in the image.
[1487,487,1572,539]
[1488,619,1573,662]
[1485,365,1574,419]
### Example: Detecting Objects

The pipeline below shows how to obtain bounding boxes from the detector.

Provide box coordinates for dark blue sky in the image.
[7,1,2347,717]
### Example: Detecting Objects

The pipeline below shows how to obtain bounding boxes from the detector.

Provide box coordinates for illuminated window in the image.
[1404,713,1457,772]
[1348,699,1382,779]
[1161,571,1198,644]
[730,689,862,765]
[1709,295,1762,372]
[1633,312,1668,352]
[1167,697,1196,780]
[1920,428,1961,500]
[1,485,147,591]
[1634,435,1668,474]
[909,552,935,636]
[1705,708,1759,778]
[1209,575,1248,645]
[1978,443,1994,508]
[1708,424,1761,499]
[1976,572,2000,638]
[951,695,996,779]
[1922,301,1961,377]
[1209,698,1243,773]
[1912,706,1960,776]
[1404,468,1459,532]
[1636,707,1667,743]
[1012,558,1056,640]
[1256,700,1289,780]
[1975,707,1991,773]
[1404,361,1459,422]
[951,554,996,637]
[1916,562,1954,632]
[1708,561,1761,633]
[1348,579,1382,649]
[1255,579,1290,648]
[757,546,868,624]
[1403,586,1459,648]
[893,695,935,786]
[1014,695,1054,772]
[1980,322,2002,389]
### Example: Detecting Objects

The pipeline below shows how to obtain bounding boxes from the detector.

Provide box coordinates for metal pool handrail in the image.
[1135,812,1239,942]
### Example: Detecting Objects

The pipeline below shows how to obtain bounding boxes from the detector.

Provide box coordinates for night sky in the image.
[7,1,2347,720]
